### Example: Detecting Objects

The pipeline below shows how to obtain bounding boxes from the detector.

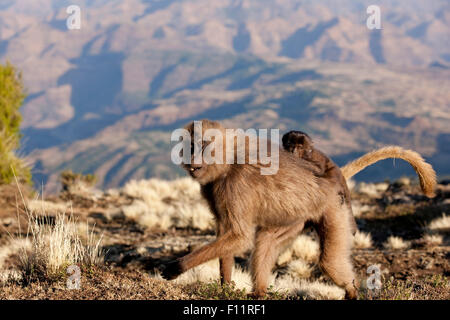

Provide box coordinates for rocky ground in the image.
[0,177,448,300]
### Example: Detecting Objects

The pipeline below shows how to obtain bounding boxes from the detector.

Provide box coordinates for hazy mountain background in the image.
[0,0,449,192]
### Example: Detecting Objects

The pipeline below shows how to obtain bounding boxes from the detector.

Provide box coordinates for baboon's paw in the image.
[161,260,183,280]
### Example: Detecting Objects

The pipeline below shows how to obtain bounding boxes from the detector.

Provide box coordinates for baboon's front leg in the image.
[161,230,251,280]
[219,255,234,284]
[251,221,305,297]
[217,223,234,284]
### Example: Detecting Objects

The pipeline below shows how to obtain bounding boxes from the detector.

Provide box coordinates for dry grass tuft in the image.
[121,178,214,231]
[18,211,104,283]
[353,231,373,249]
[27,199,68,214]
[355,182,389,197]
[384,236,410,250]
[422,234,443,246]
[277,234,319,266]
[274,275,345,300]
[276,249,293,266]
[0,238,31,284]
[351,201,375,218]
[164,259,254,292]
[427,214,450,234]
[287,259,313,279]
[346,179,356,191]
[8,179,104,284]
[290,234,320,263]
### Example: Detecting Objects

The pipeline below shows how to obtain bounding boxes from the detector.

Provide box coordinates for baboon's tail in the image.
[341,146,436,197]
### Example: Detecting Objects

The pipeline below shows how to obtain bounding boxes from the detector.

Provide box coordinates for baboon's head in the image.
[282,130,314,159]
[182,119,230,185]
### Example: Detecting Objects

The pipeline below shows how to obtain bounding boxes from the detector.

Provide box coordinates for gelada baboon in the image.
[162,120,436,299]
[162,120,361,298]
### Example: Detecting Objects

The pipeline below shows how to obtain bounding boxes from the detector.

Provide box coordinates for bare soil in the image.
[0,180,448,300]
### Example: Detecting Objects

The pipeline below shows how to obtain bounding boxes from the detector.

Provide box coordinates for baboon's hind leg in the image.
[347,203,358,235]
[317,206,359,299]
[251,221,305,297]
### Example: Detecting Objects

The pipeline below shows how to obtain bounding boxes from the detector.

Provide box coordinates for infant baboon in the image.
[163,119,360,299]
[282,130,357,234]
[282,130,334,175]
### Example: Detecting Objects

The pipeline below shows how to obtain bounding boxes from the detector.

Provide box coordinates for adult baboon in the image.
[162,120,436,299]
[163,120,359,298]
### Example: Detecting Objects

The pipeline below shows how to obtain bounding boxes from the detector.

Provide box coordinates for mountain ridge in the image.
[0,0,449,192]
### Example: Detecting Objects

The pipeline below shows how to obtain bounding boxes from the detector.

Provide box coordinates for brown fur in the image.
[162,120,359,299]
[282,130,357,235]
[341,146,436,197]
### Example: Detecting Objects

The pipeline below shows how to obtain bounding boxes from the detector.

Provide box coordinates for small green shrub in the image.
[193,280,288,300]
[195,280,250,300]
[0,62,31,184]
[60,170,97,192]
